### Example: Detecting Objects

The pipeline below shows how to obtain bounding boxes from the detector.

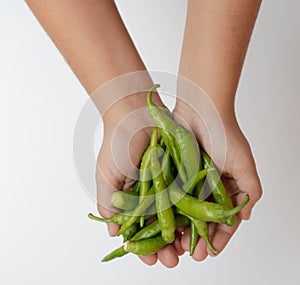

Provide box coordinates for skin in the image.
[26,0,262,267]
[176,0,263,261]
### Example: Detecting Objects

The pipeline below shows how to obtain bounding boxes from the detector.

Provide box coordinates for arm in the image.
[25,0,146,94]
[176,0,262,260]
[179,0,262,117]
[25,0,182,268]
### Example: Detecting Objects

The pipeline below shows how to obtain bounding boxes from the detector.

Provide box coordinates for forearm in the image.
[25,0,146,94]
[179,0,261,118]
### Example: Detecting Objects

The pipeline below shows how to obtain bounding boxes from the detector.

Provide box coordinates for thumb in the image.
[231,151,262,220]
[96,155,122,236]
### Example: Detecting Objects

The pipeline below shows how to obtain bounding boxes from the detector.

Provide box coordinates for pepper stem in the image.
[123,241,130,252]
[183,168,214,194]
[88,213,109,223]
[225,194,250,217]
[146,84,160,107]
[101,245,128,262]
[203,236,218,255]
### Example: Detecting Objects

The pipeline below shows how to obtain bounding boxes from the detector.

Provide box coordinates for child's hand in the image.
[96,92,184,267]
[173,100,262,261]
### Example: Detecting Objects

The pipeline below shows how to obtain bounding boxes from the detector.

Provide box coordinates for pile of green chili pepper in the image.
[88,84,250,262]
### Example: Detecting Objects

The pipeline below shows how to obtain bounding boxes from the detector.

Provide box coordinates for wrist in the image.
[101,91,163,128]
[174,97,237,129]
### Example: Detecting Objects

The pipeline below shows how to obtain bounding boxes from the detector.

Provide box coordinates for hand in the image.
[96,92,184,267]
[173,100,262,261]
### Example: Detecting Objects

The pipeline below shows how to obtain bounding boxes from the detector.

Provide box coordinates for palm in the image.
[173,105,262,260]
[96,99,184,267]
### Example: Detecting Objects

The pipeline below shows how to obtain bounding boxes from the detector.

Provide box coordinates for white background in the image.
[1,0,299,284]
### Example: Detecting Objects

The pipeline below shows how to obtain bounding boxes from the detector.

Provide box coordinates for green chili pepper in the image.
[201,150,237,226]
[122,223,139,242]
[102,221,162,262]
[169,184,250,223]
[194,178,206,200]
[139,146,152,227]
[139,147,151,193]
[189,222,198,256]
[161,149,175,186]
[101,246,127,262]
[188,162,206,255]
[150,128,175,243]
[144,201,156,216]
[193,219,217,255]
[117,187,155,235]
[182,168,212,194]
[189,196,199,255]
[189,162,209,255]
[184,214,198,256]
[88,212,131,225]
[175,125,201,180]
[147,85,177,134]
[175,208,217,255]
[173,125,203,255]
[131,215,189,242]
[161,127,187,182]
[174,214,190,228]
[163,105,173,119]
[132,180,140,193]
[88,211,154,226]
[110,190,139,211]
[135,214,188,240]
[147,84,187,182]
[131,220,161,241]
[101,215,190,262]
[124,235,167,256]
[159,137,166,150]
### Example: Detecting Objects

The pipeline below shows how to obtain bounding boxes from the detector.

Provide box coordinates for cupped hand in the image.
[173,100,262,261]
[96,92,184,267]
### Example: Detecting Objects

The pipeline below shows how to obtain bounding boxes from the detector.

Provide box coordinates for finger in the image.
[157,244,179,268]
[96,162,121,236]
[222,177,239,197]
[232,156,262,220]
[173,234,185,256]
[192,238,208,261]
[97,203,120,237]
[208,219,241,256]
[180,226,191,252]
[97,195,119,237]
[138,254,158,266]
[96,159,122,210]
[192,222,216,261]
